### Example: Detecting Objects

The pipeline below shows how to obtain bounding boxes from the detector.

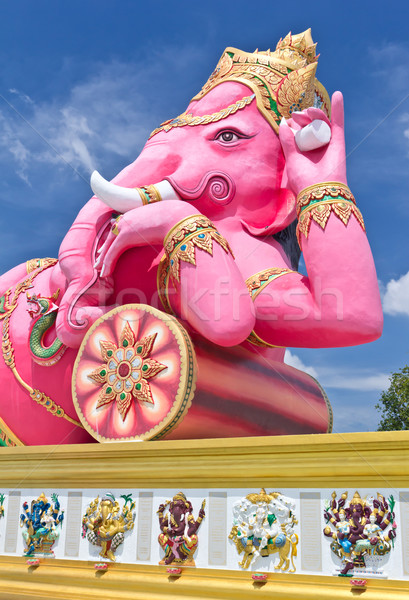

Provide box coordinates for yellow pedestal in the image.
[0,431,408,599]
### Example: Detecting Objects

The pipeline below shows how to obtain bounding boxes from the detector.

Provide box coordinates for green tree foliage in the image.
[376,365,409,430]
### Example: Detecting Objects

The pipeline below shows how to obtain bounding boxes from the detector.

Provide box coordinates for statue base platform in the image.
[0,431,408,599]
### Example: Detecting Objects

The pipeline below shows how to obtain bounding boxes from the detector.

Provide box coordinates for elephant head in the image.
[55,29,332,348]
[168,493,192,533]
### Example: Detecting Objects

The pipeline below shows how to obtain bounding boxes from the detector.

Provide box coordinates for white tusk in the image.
[90,171,141,212]
[295,119,331,152]
[90,171,179,213]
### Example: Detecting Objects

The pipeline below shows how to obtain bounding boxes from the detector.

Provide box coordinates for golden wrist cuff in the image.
[297,182,355,213]
[295,182,365,244]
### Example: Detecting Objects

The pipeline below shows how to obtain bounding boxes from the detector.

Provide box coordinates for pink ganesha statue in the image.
[0,30,382,446]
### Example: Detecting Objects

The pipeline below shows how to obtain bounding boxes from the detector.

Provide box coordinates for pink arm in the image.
[101,201,255,346]
[251,92,383,348]
[252,216,382,347]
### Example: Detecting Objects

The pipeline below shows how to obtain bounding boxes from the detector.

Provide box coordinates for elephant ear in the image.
[240,188,296,236]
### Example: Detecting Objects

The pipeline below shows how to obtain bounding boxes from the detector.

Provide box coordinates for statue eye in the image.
[214,130,242,143]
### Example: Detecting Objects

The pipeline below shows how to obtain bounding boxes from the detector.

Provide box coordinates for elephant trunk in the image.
[56,175,181,348]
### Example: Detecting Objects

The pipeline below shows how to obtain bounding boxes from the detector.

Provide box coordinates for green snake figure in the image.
[26,291,66,366]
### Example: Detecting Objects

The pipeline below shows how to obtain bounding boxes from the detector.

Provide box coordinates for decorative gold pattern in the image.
[149,94,255,138]
[246,329,282,349]
[157,255,175,316]
[246,267,296,300]
[297,182,356,211]
[0,415,23,446]
[1,258,83,428]
[26,257,57,275]
[88,322,167,421]
[164,215,234,283]
[296,182,365,244]
[188,30,330,134]
[0,289,14,321]
[136,184,162,204]
[29,389,74,422]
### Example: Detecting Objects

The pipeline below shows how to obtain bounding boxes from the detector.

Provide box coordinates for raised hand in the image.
[279,92,347,196]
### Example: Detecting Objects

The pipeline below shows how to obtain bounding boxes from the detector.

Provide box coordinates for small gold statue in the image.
[82,493,135,561]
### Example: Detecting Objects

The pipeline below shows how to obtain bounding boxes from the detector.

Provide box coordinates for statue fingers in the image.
[304,106,331,126]
[329,91,345,146]
[94,232,116,273]
[288,111,311,128]
[279,117,298,159]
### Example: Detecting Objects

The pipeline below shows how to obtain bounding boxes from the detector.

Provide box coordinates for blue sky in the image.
[0,0,408,433]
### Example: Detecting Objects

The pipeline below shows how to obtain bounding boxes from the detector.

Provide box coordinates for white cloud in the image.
[365,42,409,171]
[0,63,149,182]
[331,400,381,433]
[8,88,34,104]
[0,50,197,186]
[285,350,389,392]
[319,372,389,392]
[284,350,318,378]
[382,271,409,317]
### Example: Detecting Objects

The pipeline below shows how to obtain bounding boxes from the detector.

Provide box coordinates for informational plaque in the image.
[400,492,409,574]
[64,492,83,557]
[4,491,21,554]
[300,491,322,572]
[208,492,227,565]
[137,492,153,561]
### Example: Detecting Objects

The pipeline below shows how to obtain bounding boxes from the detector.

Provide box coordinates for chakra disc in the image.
[72,304,197,442]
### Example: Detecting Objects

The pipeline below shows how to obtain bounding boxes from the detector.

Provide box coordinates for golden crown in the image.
[192,29,330,133]
[246,488,280,504]
[351,491,366,507]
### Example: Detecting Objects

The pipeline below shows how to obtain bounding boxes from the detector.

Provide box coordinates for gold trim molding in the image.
[0,430,409,489]
[0,558,408,600]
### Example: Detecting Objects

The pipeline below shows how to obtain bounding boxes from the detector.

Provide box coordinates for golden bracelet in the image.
[135,184,162,206]
[296,182,364,244]
[297,182,355,213]
[246,330,282,349]
[164,215,233,283]
[245,267,295,349]
[246,267,296,301]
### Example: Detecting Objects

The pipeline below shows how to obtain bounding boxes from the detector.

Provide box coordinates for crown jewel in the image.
[192,28,330,132]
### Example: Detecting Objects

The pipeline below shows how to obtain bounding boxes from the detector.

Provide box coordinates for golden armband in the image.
[163,215,233,283]
[296,182,365,245]
[157,215,234,314]
[245,267,296,349]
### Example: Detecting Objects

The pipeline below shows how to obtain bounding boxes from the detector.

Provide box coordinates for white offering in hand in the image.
[295,119,331,152]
